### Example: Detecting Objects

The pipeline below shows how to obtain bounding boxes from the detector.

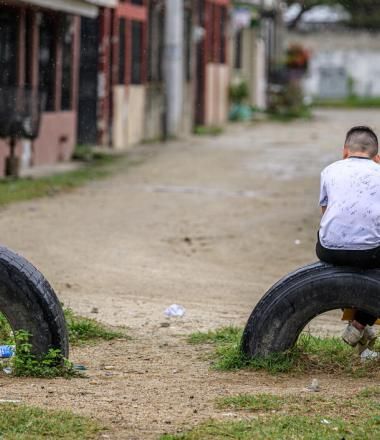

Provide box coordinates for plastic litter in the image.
[3,367,12,375]
[360,348,379,362]
[320,419,331,425]
[74,365,87,371]
[306,378,320,392]
[164,304,186,317]
[0,345,15,359]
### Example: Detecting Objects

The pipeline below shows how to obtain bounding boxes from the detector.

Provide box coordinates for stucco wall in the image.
[287,31,380,98]
[0,111,76,177]
[205,63,229,126]
[113,85,146,149]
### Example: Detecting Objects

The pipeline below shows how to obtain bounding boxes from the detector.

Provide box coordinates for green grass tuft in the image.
[194,125,223,136]
[0,152,122,207]
[64,308,126,345]
[0,404,102,439]
[188,326,380,375]
[216,393,283,411]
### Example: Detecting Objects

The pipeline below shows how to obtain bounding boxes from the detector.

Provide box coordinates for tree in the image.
[286,0,380,30]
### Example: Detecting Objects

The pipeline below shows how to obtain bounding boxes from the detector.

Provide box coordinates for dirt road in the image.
[0,109,379,438]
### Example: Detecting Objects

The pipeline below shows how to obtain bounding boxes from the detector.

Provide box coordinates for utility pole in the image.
[164,0,184,137]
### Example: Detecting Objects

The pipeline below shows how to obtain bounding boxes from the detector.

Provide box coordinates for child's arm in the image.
[320,171,328,215]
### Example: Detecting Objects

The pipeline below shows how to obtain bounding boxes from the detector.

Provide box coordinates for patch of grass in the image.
[64,308,126,345]
[161,415,380,439]
[194,125,223,136]
[0,309,126,378]
[217,393,283,411]
[314,96,380,108]
[0,152,122,207]
[0,404,102,439]
[162,392,380,439]
[188,327,380,376]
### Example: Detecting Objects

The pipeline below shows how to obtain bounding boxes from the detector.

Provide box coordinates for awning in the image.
[85,0,118,7]
[20,0,102,18]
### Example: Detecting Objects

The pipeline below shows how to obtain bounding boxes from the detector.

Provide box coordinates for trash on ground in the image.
[103,366,115,370]
[0,345,15,359]
[0,399,21,403]
[320,419,331,425]
[164,304,186,317]
[360,348,379,362]
[305,378,320,392]
[3,367,12,375]
[294,239,301,245]
[74,364,87,371]
[91,307,99,314]
[160,322,170,328]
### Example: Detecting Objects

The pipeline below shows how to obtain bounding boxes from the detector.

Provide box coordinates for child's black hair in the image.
[345,126,378,157]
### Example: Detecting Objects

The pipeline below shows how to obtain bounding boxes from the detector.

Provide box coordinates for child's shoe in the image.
[357,325,378,354]
[342,322,364,347]
[360,348,379,362]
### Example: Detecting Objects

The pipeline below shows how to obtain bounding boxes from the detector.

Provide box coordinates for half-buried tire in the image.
[242,262,380,358]
[0,246,68,358]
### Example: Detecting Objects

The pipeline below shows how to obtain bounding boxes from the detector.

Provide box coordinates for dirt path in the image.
[0,109,379,438]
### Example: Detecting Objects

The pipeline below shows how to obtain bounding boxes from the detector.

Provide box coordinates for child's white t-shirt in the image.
[319,157,380,250]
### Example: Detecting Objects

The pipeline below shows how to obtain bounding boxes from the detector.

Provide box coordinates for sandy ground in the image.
[0,109,379,438]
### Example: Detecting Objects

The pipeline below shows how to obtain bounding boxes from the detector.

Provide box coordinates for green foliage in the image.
[11,331,76,378]
[64,308,125,345]
[194,126,223,136]
[0,313,13,344]
[314,96,380,108]
[0,404,102,439]
[188,327,380,375]
[229,81,249,104]
[268,82,311,121]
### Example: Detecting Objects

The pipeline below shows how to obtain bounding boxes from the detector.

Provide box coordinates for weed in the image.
[11,331,76,378]
[194,126,223,136]
[64,308,126,345]
[0,404,102,439]
[188,326,380,376]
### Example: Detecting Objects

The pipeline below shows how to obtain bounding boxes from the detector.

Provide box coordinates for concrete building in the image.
[0,0,111,176]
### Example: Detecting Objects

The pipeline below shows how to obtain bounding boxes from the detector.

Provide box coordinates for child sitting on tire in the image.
[317,126,380,360]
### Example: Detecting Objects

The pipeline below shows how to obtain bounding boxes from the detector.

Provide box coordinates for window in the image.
[0,10,18,87]
[118,18,126,84]
[131,0,144,4]
[148,2,164,82]
[234,29,243,69]
[131,20,142,84]
[39,14,56,111]
[61,16,73,110]
[184,8,192,81]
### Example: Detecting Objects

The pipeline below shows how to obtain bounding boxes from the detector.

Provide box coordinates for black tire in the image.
[0,246,68,358]
[242,262,380,358]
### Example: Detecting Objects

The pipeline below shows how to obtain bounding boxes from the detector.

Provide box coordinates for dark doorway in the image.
[0,10,18,88]
[78,17,99,145]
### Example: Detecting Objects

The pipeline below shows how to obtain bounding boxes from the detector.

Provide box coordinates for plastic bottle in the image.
[0,345,15,358]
